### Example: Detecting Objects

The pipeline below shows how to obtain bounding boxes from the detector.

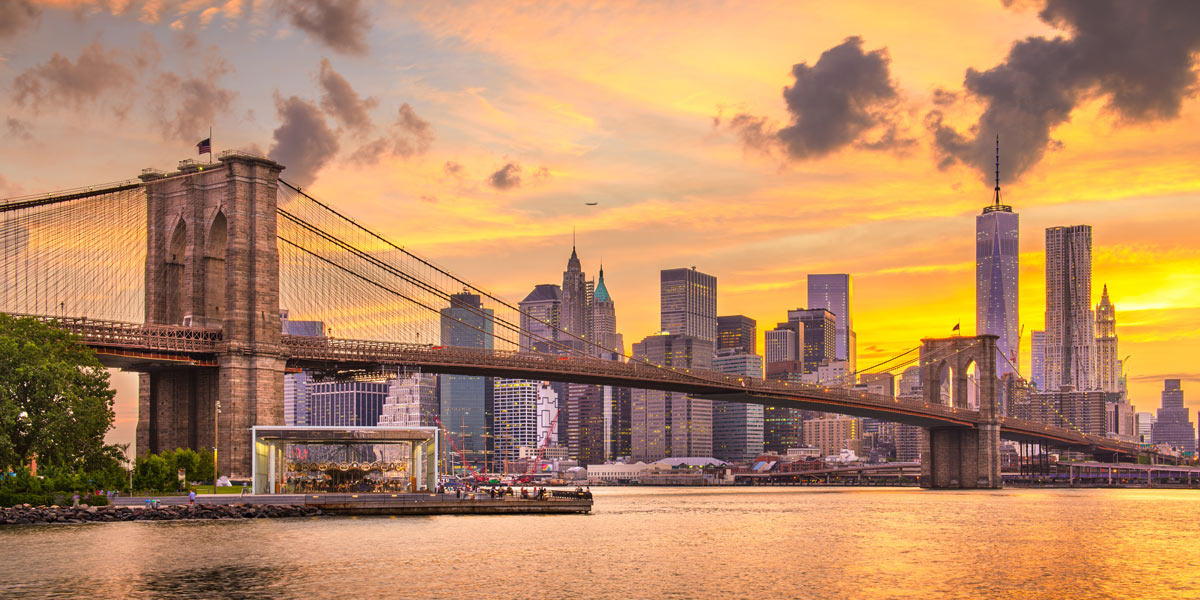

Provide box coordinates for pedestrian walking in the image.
[189,490,197,505]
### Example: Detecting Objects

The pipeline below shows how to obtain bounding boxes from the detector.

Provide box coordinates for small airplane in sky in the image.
[585,202,598,205]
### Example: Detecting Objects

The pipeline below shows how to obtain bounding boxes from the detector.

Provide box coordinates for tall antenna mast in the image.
[993,135,1001,207]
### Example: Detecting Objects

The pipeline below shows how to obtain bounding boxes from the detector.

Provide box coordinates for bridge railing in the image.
[281,335,982,424]
[8,313,223,354]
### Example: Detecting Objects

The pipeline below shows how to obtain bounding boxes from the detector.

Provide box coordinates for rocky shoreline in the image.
[1,503,321,526]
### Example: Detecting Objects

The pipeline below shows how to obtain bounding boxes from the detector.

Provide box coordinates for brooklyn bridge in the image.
[0,151,1159,489]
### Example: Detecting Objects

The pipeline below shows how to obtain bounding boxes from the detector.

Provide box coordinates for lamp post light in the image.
[214,400,221,494]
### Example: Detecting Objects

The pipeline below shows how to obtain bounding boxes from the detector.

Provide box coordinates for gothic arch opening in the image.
[964,358,979,409]
[165,218,187,324]
[937,361,952,406]
[204,211,227,327]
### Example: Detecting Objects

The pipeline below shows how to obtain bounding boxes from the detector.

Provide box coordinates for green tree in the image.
[0,315,118,472]
[171,448,201,482]
[133,454,176,492]
[193,447,215,483]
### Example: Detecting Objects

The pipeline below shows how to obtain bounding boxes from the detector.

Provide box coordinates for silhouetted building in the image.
[717,315,756,354]
[1152,379,1196,451]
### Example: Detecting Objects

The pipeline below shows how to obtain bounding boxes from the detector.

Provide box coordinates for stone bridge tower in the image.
[918,334,1002,489]
[136,153,286,478]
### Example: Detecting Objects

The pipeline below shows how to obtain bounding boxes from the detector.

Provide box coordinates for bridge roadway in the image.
[21,314,1151,459]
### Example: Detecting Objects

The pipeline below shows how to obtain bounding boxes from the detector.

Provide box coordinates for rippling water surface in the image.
[3,487,1200,599]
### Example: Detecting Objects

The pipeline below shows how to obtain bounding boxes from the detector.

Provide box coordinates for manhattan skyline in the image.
[1,1,1199,448]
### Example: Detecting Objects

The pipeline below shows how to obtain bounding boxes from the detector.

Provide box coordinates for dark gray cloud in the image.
[0,0,40,40]
[278,0,371,56]
[268,94,340,186]
[720,37,909,159]
[777,36,903,158]
[932,0,1200,182]
[150,59,237,144]
[6,118,31,141]
[12,42,136,116]
[318,57,377,132]
[488,162,522,190]
[350,103,434,165]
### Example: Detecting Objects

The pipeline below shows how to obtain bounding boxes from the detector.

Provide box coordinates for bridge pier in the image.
[135,153,286,478]
[918,335,1003,489]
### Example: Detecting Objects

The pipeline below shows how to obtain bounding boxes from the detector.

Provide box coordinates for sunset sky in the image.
[2,0,1199,449]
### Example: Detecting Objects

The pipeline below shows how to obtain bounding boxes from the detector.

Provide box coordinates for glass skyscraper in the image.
[660,267,717,342]
[807,274,855,374]
[976,166,1019,378]
[439,292,495,473]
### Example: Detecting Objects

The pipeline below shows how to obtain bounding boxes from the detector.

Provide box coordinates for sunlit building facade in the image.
[1044,225,1095,391]
[807,274,856,373]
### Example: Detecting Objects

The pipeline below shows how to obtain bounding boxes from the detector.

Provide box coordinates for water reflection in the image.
[2,488,1199,599]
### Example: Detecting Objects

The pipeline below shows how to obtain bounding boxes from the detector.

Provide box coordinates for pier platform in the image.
[114,492,593,516]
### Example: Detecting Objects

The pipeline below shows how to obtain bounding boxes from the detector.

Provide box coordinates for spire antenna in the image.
[993,135,1001,206]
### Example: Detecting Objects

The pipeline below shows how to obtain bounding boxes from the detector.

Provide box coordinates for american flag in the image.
[197,137,211,155]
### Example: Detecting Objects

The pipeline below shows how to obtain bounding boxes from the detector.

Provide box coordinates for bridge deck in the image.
[15,314,1158,459]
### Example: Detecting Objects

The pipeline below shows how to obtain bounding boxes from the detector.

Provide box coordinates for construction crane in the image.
[522,408,562,480]
[431,414,481,480]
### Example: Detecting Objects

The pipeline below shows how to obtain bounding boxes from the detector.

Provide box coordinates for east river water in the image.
[2,486,1199,599]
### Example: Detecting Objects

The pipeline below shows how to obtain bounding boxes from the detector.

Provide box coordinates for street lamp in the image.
[214,400,221,494]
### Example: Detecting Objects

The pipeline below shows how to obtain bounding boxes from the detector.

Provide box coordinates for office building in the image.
[307,380,391,427]
[803,416,861,457]
[377,371,438,428]
[1030,330,1046,391]
[975,148,1020,377]
[1021,389,1106,436]
[1095,286,1119,393]
[630,334,714,461]
[717,315,757,354]
[660,267,717,342]
[1152,380,1196,451]
[280,311,324,426]
[1136,412,1155,443]
[439,292,495,472]
[1044,225,1095,391]
[561,245,589,341]
[570,266,630,465]
[494,379,559,468]
[807,274,856,373]
[784,308,838,376]
[712,348,765,462]
[592,267,624,358]
[518,284,561,353]
[284,371,311,426]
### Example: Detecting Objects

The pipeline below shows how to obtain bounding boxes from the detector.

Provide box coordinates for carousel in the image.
[286,460,412,493]
[251,426,439,495]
